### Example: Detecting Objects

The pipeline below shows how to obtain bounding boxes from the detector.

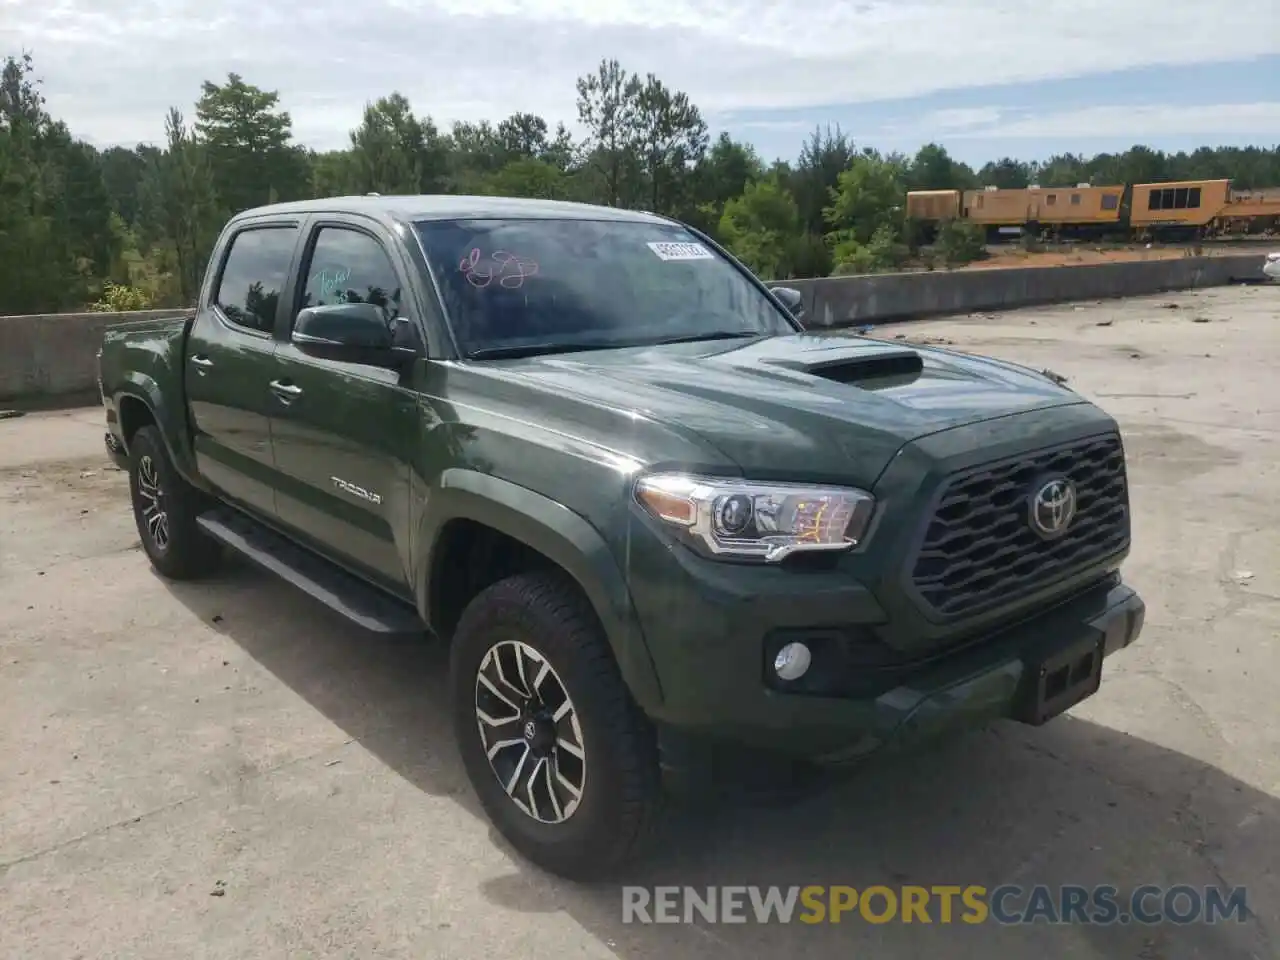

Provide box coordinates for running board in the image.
[196,508,424,635]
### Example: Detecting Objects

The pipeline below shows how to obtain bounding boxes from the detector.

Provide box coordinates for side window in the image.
[215,227,298,334]
[299,227,405,332]
[1102,194,1119,211]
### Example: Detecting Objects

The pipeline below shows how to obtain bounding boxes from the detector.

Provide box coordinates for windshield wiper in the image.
[465,341,631,360]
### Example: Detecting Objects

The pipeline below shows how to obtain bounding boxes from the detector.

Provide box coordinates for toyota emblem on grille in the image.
[1029,477,1077,539]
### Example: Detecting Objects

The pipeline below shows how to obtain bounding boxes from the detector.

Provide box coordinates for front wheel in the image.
[450,571,662,880]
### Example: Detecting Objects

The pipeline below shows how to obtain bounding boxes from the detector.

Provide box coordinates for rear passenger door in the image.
[186,222,300,519]
[268,220,424,591]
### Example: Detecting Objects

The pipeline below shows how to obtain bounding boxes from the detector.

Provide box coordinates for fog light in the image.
[773,642,811,681]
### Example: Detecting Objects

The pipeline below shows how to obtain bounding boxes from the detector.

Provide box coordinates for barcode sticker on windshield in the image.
[647,241,714,261]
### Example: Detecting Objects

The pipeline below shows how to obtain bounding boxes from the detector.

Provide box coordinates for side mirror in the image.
[292,303,418,371]
[772,286,805,320]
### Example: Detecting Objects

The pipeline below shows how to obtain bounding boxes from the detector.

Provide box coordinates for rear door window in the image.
[214,226,299,334]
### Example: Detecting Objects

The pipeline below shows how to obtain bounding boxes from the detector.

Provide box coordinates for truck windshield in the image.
[412,218,796,358]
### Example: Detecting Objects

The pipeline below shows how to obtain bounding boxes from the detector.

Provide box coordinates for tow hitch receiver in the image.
[1018,635,1104,726]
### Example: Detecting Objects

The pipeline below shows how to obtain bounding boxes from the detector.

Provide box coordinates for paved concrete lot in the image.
[2,286,1277,959]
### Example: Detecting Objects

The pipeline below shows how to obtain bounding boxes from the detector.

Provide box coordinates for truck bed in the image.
[98,313,193,400]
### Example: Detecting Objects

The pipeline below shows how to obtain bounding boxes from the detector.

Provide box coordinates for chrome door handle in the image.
[269,380,303,398]
[191,355,214,368]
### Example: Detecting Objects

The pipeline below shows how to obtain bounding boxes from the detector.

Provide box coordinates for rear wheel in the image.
[128,425,221,580]
[450,570,662,880]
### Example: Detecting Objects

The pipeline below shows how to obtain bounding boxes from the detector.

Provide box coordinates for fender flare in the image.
[112,373,204,489]
[417,469,665,712]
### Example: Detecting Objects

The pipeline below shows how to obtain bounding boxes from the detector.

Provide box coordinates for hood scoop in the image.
[763,347,925,389]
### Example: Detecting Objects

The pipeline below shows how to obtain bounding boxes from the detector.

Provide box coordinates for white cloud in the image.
[919,108,1007,132]
[946,102,1280,139]
[874,102,1280,144]
[734,119,816,132]
[4,0,1279,149]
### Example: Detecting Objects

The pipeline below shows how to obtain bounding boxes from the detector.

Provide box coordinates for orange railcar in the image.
[961,185,1124,226]
[905,189,962,221]
[1130,179,1280,233]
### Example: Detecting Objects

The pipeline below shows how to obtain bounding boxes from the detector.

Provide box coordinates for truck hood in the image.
[493,332,1084,487]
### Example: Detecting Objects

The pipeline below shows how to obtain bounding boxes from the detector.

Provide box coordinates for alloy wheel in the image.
[137,455,170,550]
[474,639,586,824]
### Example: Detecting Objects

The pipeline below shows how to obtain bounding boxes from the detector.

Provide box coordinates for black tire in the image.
[128,425,221,580]
[450,570,662,880]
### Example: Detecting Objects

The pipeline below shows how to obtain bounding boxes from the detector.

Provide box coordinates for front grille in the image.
[909,433,1129,620]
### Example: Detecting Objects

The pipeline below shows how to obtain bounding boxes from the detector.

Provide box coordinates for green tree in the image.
[142,107,221,304]
[194,73,309,215]
[347,93,448,195]
[445,120,507,193]
[718,177,800,280]
[1113,145,1169,185]
[497,112,548,160]
[0,53,118,313]
[791,126,855,236]
[633,73,707,215]
[6,49,1280,317]
[824,151,906,246]
[46,131,118,290]
[542,122,577,171]
[309,149,353,197]
[0,52,44,127]
[934,217,987,266]
[1033,153,1088,187]
[830,224,903,275]
[0,84,62,313]
[98,146,149,225]
[782,125,858,278]
[824,152,909,275]
[576,58,642,207]
[908,143,976,191]
[481,156,569,199]
[697,134,763,206]
[685,132,765,237]
[977,157,1032,188]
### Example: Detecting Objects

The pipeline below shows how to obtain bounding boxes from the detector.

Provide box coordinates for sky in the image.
[4,0,1279,168]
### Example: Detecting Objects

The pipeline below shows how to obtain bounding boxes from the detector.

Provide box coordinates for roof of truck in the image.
[234,194,670,225]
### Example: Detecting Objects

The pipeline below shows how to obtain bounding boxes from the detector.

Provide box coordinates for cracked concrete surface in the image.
[1,286,1277,959]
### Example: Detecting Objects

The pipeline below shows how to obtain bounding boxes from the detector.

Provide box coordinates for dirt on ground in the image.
[964,241,1277,271]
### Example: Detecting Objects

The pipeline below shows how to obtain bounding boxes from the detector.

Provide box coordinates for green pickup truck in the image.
[98,195,1145,879]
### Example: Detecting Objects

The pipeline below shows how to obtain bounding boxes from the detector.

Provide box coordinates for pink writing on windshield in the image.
[459,248,540,289]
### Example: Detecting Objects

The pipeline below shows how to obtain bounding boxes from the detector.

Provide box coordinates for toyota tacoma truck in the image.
[98,195,1145,880]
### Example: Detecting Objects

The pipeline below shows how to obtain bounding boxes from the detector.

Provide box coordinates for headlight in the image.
[634,473,875,562]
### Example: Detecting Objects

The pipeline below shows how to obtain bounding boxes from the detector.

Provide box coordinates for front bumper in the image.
[632,537,1143,764]
[820,578,1144,763]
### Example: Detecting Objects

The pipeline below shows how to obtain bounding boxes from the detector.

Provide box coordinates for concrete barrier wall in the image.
[0,309,182,405]
[0,253,1267,404]
[770,253,1267,328]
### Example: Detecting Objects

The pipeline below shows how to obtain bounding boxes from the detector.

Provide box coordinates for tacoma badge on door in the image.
[331,476,382,505]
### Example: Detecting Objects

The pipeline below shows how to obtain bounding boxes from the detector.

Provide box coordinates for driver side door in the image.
[268,219,424,593]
